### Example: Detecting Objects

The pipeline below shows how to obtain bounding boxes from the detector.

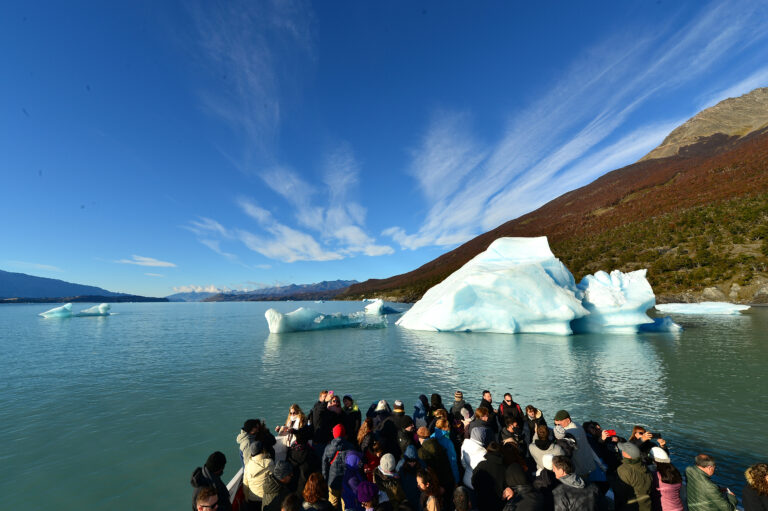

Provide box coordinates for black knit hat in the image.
[205,451,227,473]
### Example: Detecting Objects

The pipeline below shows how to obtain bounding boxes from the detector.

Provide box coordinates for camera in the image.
[649,432,662,439]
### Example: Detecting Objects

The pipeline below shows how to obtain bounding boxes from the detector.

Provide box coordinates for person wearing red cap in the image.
[323,423,353,509]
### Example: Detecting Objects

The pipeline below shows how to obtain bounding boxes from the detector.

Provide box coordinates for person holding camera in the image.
[685,454,737,510]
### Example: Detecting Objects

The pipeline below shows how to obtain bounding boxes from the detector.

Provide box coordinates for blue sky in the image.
[2,0,768,297]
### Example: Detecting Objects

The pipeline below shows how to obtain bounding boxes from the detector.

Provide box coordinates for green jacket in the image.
[613,458,652,511]
[685,465,737,511]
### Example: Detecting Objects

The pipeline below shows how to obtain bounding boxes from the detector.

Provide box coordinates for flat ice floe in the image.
[396,236,680,335]
[655,302,750,315]
[265,307,385,333]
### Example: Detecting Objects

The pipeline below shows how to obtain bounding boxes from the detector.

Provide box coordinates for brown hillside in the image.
[342,128,768,302]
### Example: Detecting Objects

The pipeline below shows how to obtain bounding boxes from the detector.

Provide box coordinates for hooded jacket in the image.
[323,436,354,490]
[243,452,274,502]
[190,465,233,511]
[685,465,737,511]
[472,450,507,511]
[342,452,366,511]
[552,473,600,511]
[431,428,460,484]
[522,410,547,445]
[449,400,473,421]
[460,433,488,489]
[562,421,597,478]
[418,437,455,490]
[529,437,565,473]
[613,457,652,511]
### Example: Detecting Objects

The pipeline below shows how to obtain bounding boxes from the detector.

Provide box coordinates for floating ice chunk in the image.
[39,303,73,318]
[639,316,684,332]
[265,307,385,333]
[396,237,589,335]
[571,270,661,333]
[364,299,401,315]
[75,303,111,317]
[655,302,750,315]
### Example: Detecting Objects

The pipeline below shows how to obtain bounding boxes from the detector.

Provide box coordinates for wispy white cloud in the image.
[385,0,768,250]
[5,261,64,273]
[115,255,177,268]
[144,273,165,277]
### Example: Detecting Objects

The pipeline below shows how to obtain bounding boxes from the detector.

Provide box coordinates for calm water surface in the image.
[1,301,767,509]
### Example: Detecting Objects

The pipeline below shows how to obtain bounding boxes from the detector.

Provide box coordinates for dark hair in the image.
[505,417,519,428]
[482,390,491,396]
[303,472,328,503]
[430,393,443,410]
[205,451,226,473]
[281,493,301,511]
[475,407,489,419]
[416,468,441,497]
[486,441,501,453]
[525,405,537,414]
[536,424,549,441]
[196,486,218,504]
[656,462,682,484]
[504,393,512,399]
[243,419,259,432]
[551,455,574,475]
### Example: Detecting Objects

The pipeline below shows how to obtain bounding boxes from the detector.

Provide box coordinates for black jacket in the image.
[287,443,321,496]
[551,474,602,511]
[262,473,292,511]
[472,451,508,511]
[743,484,768,511]
[190,465,233,511]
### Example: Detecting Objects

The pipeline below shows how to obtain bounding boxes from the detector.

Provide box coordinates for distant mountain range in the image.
[341,87,768,304]
[0,269,166,303]
[165,291,219,302]
[203,280,359,302]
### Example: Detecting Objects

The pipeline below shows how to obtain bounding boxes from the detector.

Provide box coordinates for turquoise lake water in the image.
[1,301,767,509]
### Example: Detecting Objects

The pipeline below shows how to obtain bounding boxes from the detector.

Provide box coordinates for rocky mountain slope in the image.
[342,88,768,304]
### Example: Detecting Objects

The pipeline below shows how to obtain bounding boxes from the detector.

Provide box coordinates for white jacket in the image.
[460,438,487,489]
[243,453,274,502]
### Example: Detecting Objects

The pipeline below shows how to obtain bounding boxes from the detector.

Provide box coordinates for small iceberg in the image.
[265,307,385,333]
[75,303,111,317]
[364,299,401,315]
[655,302,750,315]
[39,303,73,318]
[639,316,684,332]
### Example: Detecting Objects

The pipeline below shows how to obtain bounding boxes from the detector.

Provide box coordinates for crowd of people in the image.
[191,389,768,511]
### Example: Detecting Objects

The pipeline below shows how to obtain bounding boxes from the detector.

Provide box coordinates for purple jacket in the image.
[342,452,365,511]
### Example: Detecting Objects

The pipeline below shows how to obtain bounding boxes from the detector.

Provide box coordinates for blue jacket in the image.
[430,428,460,483]
[322,437,353,490]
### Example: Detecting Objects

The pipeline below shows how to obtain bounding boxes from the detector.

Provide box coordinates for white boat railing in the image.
[226,467,243,503]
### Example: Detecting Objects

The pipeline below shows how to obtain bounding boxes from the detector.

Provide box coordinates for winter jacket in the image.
[478,398,499,431]
[460,437,487,488]
[449,400,473,421]
[685,465,737,511]
[466,418,493,440]
[552,473,601,511]
[413,401,428,429]
[374,471,408,509]
[522,411,547,445]
[502,484,544,511]
[418,437,455,490]
[529,438,565,473]
[287,443,321,496]
[190,465,233,511]
[533,468,558,511]
[344,403,363,439]
[322,437,354,490]
[498,400,525,426]
[472,451,508,511]
[613,458,652,511]
[650,470,684,511]
[430,428,460,484]
[743,484,768,511]
[243,452,274,502]
[262,473,292,511]
[391,410,413,431]
[342,464,366,511]
[562,422,597,478]
[311,400,333,444]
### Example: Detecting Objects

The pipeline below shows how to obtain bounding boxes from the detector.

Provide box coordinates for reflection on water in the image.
[0,302,766,511]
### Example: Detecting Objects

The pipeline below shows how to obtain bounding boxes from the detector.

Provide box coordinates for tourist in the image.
[743,463,768,510]
[522,406,547,445]
[612,441,652,511]
[322,424,354,509]
[685,454,737,510]
[498,393,525,427]
[453,486,478,511]
[244,441,275,509]
[461,426,490,489]
[342,451,366,511]
[629,426,667,463]
[501,417,525,448]
[466,406,494,439]
[398,445,423,511]
[649,447,683,511]
[502,462,544,511]
[552,410,600,480]
[552,426,577,459]
[472,442,508,511]
[311,391,333,458]
[450,391,473,422]
[263,461,296,511]
[302,472,333,511]
[416,426,455,492]
[343,395,362,439]
[529,424,564,473]
[550,455,601,511]
[358,480,392,511]
[416,468,443,511]
[287,427,322,497]
[430,394,447,416]
[195,486,221,511]
[239,419,277,464]
[413,395,430,428]
[327,395,346,432]
[532,454,558,511]
[358,418,375,454]
[276,404,307,448]
[391,400,413,430]
[191,452,233,511]
[478,390,499,432]
[430,418,460,484]
[374,453,408,509]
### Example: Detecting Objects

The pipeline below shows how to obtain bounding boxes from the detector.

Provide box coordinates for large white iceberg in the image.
[655,302,750,315]
[396,237,590,335]
[364,299,402,315]
[75,303,111,317]
[39,303,73,318]
[396,237,679,335]
[265,307,385,333]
